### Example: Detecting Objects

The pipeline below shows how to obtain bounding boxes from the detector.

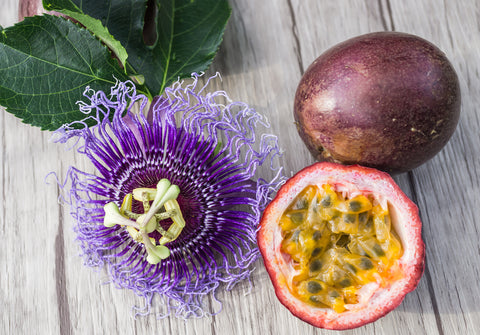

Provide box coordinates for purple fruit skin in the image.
[294,32,461,174]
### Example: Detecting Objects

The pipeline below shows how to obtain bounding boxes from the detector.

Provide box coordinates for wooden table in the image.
[1,1,479,334]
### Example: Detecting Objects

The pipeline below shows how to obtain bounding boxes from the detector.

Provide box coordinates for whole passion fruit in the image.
[258,162,425,330]
[294,32,461,174]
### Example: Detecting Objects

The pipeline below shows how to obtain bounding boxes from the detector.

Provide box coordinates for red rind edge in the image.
[257,162,425,330]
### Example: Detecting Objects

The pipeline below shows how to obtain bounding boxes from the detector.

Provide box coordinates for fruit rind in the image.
[258,162,425,330]
[293,31,461,174]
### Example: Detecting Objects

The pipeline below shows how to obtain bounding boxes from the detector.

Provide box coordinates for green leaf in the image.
[42,0,129,70]
[69,0,231,95]
[0,15,131,130]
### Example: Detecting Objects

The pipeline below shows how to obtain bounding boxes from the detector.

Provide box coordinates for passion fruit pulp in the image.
[258,162,425,330]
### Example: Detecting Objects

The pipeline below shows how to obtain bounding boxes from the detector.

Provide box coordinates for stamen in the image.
[140,179,180,228]
[159,199,186,245]
[123,210,141,220]
[156,228,167,237]
[154,209,177,221]
[143,197,151,212]
[120,193,133,214]
[126,226,144,242]
[133,189,154,212]
[103,178,186,264]
[132,188,157,201]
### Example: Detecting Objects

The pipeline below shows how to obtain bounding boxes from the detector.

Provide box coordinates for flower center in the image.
[103,179,186,264]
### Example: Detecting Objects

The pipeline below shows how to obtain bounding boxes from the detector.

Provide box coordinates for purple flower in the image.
[54,74,284,318]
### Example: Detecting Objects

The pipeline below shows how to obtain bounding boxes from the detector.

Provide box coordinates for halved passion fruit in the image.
[258,162,425,330]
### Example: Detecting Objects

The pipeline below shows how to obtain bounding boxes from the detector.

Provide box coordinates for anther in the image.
[159,199,186,245]
[132,188,157,201]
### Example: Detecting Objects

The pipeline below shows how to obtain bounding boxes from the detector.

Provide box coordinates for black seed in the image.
[307,281,323,294]
[309,296,320,304]
[290,212,304,224]
[349,200,362,212]
[373,244,386,257]
[366,217,373,228]
[359,257,374,270]
[309,259,323,273]
[339,278,352,287]
[321,196,332,207]
[311,247,323,257]
[336,234,350,247]
[345,263,357,274]
[291,230,301,242]
[330,290,341,298]
[293,198,309,210]
[344,213,356,224]
[357,248,367,256]
[312,230,322,241]
[358,211,368,224]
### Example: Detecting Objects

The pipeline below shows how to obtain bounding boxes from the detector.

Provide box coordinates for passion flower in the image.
[258,162,424,330]
[55,74,284,318]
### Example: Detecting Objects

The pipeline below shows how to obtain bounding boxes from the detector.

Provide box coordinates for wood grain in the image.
[1,0,479,334]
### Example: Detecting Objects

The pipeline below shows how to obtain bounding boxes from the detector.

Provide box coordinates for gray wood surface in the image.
[1,0,479,334]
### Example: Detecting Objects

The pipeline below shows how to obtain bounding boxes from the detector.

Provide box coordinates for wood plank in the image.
[389,1,480,334]
[1,0,479,334]
[208,1,438,334]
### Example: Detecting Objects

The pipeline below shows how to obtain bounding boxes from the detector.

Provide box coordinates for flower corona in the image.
[55,74,284,318]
